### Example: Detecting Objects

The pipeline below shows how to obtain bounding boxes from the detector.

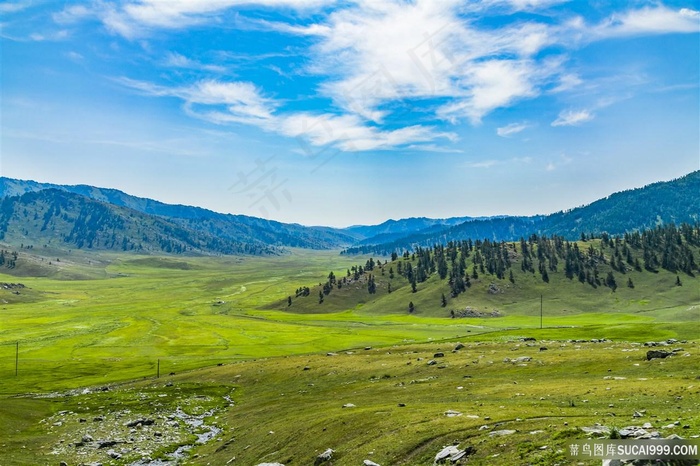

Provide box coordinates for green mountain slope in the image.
[0,178,360,250]
[346,171,700,254]
[0,189,274,255]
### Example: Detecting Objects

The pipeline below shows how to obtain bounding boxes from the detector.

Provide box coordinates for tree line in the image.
[289,223,699,309]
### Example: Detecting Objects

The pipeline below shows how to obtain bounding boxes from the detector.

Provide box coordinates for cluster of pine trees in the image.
[292,223,699,308]
[0,250,18,269]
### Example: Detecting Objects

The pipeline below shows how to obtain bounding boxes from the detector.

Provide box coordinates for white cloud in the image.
[163,52,226,73]
[551,109,594,127]
[467,160,500,169]
[53,5,93,24]
[438,58,554,123]
[0,1,31,14]
[79,1,700,152]
[310,1,563,124]
[279,112,449,152]
[591,6,700,38]
[118,77,450,152]
[118,78,277,126]
[90,0,334,38]
[497,122,530,137]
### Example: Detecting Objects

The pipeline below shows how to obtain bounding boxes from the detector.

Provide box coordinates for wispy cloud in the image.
[467,160,501,169]
[551,109,594,127]
[497,122,531,137]
[117,77,451,152]
[64,1,700,152]
[162,52,226,73]
[0,1,32,14]
[76,0,334,39]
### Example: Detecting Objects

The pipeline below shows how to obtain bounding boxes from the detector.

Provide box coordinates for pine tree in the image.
[441,293,447,307]
[367,274,376,294]
[627,277,634,288]
[605,271,617,291]
[408,301,414,313]
[675,275,682,286]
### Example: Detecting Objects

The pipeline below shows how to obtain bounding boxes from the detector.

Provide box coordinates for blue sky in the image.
[1,0,698,227]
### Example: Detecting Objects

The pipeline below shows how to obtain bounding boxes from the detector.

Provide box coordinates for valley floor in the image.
[0,249,698,465]
[1,338,698,465]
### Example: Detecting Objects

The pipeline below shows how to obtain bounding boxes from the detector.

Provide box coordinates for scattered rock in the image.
[314,448,334,465]
[454,343,465,351]
[444,410,462,417]
[434,444,475,464]
[434,352,445,358]
[453,307,502,318]
[125,418,155,427]
[581,425,610,436]
[427,359,437,366]
[363,460,381,466]
[489,429,516,436]
[342,403,356,408]
[97,440,121,449]
[646,350,672,360]
[487,283,501,294]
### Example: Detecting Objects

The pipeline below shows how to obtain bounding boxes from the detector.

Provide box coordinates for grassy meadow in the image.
[0,244,698,465]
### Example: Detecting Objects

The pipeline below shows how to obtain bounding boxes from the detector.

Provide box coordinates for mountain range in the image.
[0,171,697,255]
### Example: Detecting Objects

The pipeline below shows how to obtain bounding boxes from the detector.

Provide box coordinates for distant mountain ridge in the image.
[0,178,359,252]
[344,171,700,254]
[0,171,697,255]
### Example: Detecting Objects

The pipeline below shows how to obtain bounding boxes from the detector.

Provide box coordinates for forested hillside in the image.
[0,178,359,250]
[283,223,700,316]
[344,171,700,255]
[0,189,275,255]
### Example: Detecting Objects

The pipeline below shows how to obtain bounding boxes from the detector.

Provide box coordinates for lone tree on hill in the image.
[408,301,414,313]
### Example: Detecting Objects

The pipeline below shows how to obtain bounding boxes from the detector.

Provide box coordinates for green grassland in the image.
[0,243,698,465]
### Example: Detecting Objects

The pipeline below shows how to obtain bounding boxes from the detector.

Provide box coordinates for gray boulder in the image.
[646,350,672,360]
